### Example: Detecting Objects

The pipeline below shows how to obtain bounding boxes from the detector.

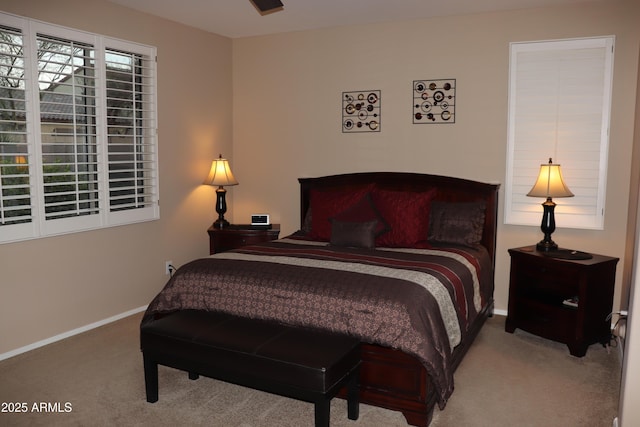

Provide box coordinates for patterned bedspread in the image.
[142,238,493,405]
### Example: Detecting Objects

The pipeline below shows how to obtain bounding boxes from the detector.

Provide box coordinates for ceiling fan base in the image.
[250,0,284,13]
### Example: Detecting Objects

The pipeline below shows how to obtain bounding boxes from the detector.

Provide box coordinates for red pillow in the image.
[330,193,390,238]
[308,185,373,241]
[372,188,437,247]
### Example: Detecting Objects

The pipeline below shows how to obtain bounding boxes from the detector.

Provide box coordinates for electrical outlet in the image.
[165,260,173,276]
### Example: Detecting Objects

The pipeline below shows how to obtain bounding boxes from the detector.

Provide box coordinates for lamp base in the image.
[213,186,230,229]
[536,240,558,252]
[536,197,558,252]
[213,218,230,229]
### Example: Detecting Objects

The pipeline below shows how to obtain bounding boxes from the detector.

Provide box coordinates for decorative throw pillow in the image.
[428,201,486,247]
[330,193,390,237]
[372,188,437,248]
[330,220,378,249]
[308,185,373,241]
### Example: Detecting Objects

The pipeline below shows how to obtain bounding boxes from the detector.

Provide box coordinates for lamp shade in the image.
[527,158,574,199]
[203,154,238,187]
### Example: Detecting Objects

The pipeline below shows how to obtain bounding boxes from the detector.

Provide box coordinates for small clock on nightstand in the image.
[207,224,280,255]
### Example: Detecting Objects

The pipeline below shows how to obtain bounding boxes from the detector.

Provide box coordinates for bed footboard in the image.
[358,344,435,427]
[339,299,493,427]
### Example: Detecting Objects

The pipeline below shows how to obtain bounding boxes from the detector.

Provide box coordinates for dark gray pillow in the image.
[428,201,486,247]
[330,193,390,237]
[330,220,378,249]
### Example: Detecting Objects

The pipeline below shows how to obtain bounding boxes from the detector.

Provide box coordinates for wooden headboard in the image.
[298,172,500,266]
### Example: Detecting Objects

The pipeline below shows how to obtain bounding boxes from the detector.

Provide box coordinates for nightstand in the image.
[207,224,280,255]
[505,246,618,357]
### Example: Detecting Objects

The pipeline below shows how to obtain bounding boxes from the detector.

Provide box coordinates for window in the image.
[0,13,158,244]
[504,36,614,230]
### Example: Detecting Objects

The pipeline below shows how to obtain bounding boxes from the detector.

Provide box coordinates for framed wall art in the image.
[342,90,381,133]
[413,79,456,124]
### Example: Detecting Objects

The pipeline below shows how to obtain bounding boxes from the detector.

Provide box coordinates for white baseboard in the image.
[0,305,147,362]
[494,308,508,317]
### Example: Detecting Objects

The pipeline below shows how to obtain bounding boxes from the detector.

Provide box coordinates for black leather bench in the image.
[140,310,360,427]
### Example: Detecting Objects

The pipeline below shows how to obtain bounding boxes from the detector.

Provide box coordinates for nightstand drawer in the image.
[215,234,267,252]
[517,261,577,285]
[208,225,280,254]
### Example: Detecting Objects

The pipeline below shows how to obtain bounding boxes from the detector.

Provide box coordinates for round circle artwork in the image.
[343,119,354,130]
[342,90,381,133]
[413,79,455,124]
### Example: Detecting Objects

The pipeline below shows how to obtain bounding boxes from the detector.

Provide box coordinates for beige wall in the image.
[232,1,640,319]
[0,0,233,355]
[0,0,638,424]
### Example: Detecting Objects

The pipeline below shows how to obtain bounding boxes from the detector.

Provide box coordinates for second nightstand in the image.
[505,246,618,357]
[207,224,280,255]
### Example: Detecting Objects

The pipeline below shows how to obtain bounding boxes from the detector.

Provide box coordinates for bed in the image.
[142,172,499,427]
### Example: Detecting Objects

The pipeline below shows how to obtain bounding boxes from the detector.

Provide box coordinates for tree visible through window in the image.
[0,24,30,228]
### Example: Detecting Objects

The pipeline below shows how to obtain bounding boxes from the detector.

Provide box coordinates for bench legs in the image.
[314,366,360,427]
[314,398,331,427]
[143,357,360,427]
[144,357,199,402]
[346,367,360,421]
[143,356,158,403]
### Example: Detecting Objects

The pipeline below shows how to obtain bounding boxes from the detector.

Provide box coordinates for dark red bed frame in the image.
[298,172,500,427]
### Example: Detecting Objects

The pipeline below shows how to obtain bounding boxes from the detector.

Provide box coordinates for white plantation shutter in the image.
[505,37,614,230]
[0,13,158,244]
[38,34,100,227]
[105,43,158,225]
[0,21,33,241]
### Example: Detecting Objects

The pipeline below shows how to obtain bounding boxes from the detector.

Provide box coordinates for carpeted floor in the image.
[0,313,621,426]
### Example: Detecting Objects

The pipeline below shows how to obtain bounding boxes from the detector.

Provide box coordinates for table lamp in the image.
[527,158,574,251]
[204,154,238,229]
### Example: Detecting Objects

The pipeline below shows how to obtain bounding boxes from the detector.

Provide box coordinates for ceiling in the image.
[106,0,596,39]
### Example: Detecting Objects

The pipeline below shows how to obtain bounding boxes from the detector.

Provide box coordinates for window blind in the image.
[504,37,614,230]
[0,23,32,239]
[0,13,158,244]
[105,47,157,218]
[38,34,100,223]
